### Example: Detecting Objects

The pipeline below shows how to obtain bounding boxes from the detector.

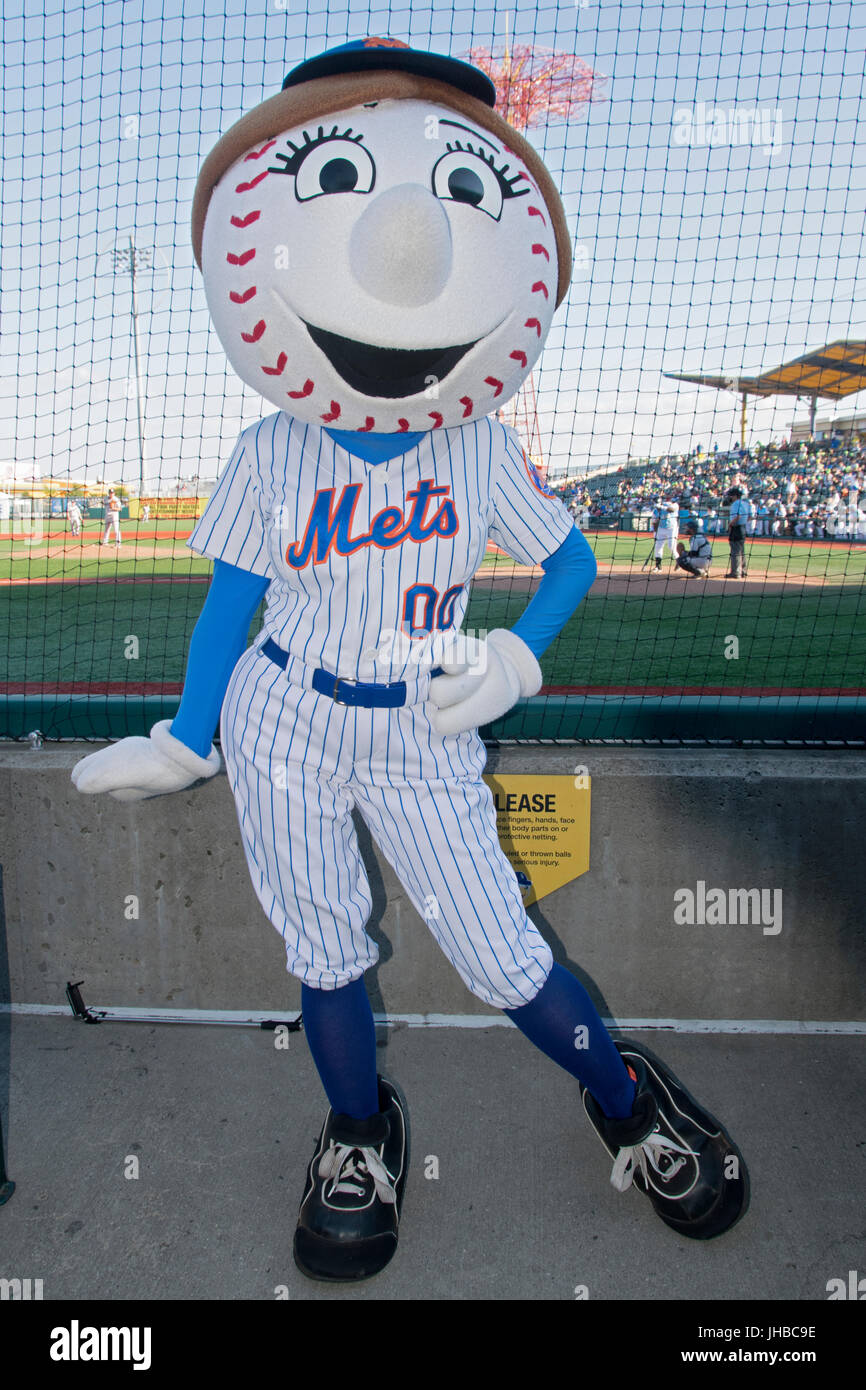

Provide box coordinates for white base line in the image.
[3,1004,865,1035]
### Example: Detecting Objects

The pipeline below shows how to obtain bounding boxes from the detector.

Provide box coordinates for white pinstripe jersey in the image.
[188,411,573,684]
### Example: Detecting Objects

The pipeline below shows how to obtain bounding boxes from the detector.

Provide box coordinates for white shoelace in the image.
[318,1141,398,1205]
[610,1128,699,1194]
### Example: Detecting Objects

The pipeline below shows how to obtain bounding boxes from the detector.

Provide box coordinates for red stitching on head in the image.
[510,350,527,367]
[358,417,376,431]
[531,244,550,261]
[262,352,287,376]
[527,205,547,225]
[459,396,473,418]
[231,211,261,228]
[226,249,255,266]
[428,411,443,428]
[484,376,503,397]
[525,318,542,336]
[229,287,257,303]
[241,320,266,343]
[531,281,549,298]
[244,140,277,161]
[397,418,410,431]
[321,401,341,422]
[235,170,269,193]
[287,379,314,398]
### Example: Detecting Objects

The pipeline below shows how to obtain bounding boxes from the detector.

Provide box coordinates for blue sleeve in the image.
[510,526,597,659]
[169,558,270,758]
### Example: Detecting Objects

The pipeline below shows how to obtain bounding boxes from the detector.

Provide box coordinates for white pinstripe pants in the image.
[220,643,553,1009]
[653,528,678,558]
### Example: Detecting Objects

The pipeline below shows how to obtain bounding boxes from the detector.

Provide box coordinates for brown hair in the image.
[190,70,572,305]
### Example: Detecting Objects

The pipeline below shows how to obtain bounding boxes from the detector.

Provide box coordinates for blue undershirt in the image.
[324,426,427,464]
[170,430,597,757]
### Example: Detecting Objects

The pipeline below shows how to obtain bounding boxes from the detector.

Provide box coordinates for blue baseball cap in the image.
[281,37,497,108]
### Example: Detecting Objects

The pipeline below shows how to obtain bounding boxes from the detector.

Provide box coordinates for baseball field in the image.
[3,518,864,698]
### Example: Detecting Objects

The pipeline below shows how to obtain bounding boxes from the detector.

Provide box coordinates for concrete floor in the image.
[1,1015,863,1302]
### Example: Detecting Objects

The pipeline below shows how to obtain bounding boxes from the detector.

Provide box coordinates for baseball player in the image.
[66,499,83,538]
[675,521,712,577]
[650,498,680,571]
[72,40,748,1282]
[101,489,122,547]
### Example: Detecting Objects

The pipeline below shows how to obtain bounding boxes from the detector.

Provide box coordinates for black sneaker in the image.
[293,1075,408,1281]
[580,1039,749,1240]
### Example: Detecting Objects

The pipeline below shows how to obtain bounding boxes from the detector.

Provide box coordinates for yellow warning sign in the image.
[483,773,591,907]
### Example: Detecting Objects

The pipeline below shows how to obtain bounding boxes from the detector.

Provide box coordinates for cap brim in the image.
[282,46,497,107]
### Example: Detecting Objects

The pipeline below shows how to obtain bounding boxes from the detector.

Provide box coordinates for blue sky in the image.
[1,0,864,487]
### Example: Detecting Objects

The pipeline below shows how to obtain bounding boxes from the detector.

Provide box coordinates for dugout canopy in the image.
[665,339,866,444]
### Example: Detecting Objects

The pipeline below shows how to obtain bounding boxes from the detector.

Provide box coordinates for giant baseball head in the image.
[191,38,572,433]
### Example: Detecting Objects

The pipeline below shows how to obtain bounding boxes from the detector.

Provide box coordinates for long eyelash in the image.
[267,125,365,176]
[444,139,530,198]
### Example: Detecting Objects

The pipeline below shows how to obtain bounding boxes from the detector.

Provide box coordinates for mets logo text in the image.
[522,450,557,499]
[286,479,459,568]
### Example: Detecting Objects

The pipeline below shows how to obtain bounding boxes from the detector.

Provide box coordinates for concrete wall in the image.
[1,745,864,1021]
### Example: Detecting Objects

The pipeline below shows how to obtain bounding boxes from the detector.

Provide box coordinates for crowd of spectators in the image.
[548,434,866,541]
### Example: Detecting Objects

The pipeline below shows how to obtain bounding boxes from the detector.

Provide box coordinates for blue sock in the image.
[301,977,380,1120]
[504,963,637,1119]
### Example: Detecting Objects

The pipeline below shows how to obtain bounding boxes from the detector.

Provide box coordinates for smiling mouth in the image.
[303,322,478,399]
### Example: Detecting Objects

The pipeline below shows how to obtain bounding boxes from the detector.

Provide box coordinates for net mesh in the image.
[2,0,864,745]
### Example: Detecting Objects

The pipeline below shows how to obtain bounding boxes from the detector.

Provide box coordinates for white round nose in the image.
[348,183,452,307]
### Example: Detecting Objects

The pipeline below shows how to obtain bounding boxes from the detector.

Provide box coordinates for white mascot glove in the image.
[428,629,543,737]
[70,720,221,803]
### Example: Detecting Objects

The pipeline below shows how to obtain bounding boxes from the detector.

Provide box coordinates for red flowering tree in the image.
[466,44,605,133]
[466,45,607,475]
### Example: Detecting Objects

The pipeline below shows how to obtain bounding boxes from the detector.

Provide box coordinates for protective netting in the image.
[1,1,864,744]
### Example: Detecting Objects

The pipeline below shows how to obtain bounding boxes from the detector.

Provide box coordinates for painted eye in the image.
[431,150,504,219]
[294,139,376,201]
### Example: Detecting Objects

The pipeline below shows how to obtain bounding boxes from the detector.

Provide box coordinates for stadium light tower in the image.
[96,236,158,497]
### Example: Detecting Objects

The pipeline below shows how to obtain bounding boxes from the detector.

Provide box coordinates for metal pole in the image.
[740,391,747,449]
[809,395,817,440]
[0,865,13,1205]
[0,1111,12,1204]
[128,235,148,499]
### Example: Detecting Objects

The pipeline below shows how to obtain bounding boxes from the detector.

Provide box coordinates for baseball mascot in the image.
[72,39,748,1281]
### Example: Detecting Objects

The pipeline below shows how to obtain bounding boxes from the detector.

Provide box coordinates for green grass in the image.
[465,588,866,688]
[5,577,864,691]
[0,519,211,582]
[4,521,866,584]
[482,532,866,583]
[4,583,211,685]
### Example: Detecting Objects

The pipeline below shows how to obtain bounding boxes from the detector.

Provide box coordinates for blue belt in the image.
[261,637,443,708]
